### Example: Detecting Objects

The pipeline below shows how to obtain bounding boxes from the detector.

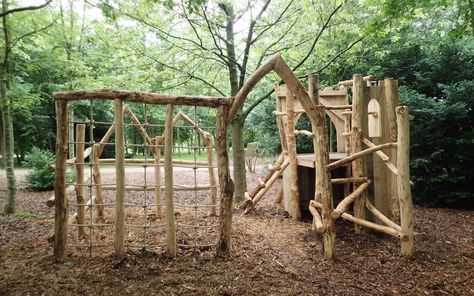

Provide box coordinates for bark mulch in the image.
[1,169,473,295]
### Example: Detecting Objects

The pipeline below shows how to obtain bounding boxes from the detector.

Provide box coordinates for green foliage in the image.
[24,147,55,191]
[400,81,474,208]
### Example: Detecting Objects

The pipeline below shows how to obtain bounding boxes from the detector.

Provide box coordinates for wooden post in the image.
[396,106,414,256]
[205,134,218,215]
[92,144,104,220]
[54,99,69,261]
[217,104,234,257]
[75,124,86,238]
[164,104,176,257]
[384,78,400,222]
[309,74,321,203]
[313,106,335,259]
[154,136,163,218]
[285,88,300,220]
[274,83,288,151]
[351,74,368,234]
[114,99,125,257]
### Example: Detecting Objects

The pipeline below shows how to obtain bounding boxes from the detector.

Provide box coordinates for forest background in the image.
[1,0,473,214]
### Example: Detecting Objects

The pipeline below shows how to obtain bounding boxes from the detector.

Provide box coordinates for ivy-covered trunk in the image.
[231,117,247,202]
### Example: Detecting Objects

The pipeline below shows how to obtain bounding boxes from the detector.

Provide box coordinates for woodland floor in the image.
[1,167,474,295]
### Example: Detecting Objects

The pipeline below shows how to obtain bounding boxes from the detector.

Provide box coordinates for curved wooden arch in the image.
[228,54,324,127]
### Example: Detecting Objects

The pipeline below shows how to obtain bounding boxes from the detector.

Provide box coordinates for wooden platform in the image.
[296,153,348,168]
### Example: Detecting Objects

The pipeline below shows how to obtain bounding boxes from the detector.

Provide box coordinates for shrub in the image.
[24,147,55,191]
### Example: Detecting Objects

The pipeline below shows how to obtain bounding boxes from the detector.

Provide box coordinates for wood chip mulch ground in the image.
[1,168,473,295]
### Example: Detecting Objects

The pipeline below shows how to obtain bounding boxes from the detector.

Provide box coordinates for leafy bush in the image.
[24,147,55,191]
[400,82,474,208]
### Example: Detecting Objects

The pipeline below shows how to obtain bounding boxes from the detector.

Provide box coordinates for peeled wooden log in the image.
[239,192,253,210]
[308,203,324,233]
[365,198,401,231]
[274,186,283,204]
[326,142,397,171]
[243,159,289,215]
[332,180,372,218]
[338,75,374,86]
[68,196,96,225]
[124,106,154,146]
[247,151,286,199]
[396,106,414,256]
[330,177,367,184]
[53,89,229,108]
[312,200,403,239]
[294,130,314,137]
[47,184,77,208]
[101,184,217,191]
[48,147,92,172]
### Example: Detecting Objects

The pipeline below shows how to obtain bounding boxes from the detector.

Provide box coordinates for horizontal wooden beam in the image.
[338,75,374,86]
[330,177,368,184]
[53,89,230,108]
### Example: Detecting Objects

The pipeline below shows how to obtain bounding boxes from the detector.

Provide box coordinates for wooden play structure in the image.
[52,54,414,261]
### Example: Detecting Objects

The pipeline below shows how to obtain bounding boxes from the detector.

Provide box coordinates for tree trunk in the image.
[231,117,247,202]
[220,3,246,203]
[1,0,16,214]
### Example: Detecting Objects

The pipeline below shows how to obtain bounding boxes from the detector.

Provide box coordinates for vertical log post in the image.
[54,99,69,261]
[164,104,176,257]
[205,134,218,215]
[342,110,352,197]
[92,144,104,220]
[396,106,414,256]
[351,74,368,234]
[75,124,86,238]
[154,136,163,218]
[313,105,336,259]
[217,104,234,257]
[309,74,320,204]
[274,83,288,151]
[384,78,400,222]
[114,99,125,257]
[285,88,300,220]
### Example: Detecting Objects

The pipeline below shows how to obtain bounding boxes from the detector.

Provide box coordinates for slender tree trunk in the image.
[1,0,15,214]
[220,3,247,202]
[231,117,247,202]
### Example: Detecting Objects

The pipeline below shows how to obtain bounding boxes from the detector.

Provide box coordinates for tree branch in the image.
[0,0,52,18]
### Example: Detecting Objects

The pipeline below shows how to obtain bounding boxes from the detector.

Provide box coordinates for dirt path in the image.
[1,169,473,295]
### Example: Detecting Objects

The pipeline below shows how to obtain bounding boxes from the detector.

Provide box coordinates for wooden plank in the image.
[54,99,68,262]
[114,99,125,257]
[53,89,229,108]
